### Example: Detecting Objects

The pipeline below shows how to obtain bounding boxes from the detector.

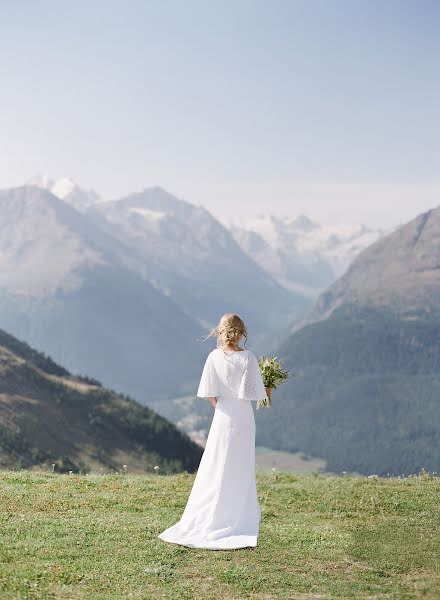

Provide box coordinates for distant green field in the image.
[0,470,439,599]
[256,446,326,474]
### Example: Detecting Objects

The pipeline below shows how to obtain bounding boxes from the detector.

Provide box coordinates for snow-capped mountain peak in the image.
[224,212,383,297]
[51,176,76,199]
[25,174,101,211]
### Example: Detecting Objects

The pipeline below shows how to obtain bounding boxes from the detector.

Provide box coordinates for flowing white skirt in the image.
[158,395,260,550]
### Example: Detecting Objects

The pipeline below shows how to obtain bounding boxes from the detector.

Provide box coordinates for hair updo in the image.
[202,313,247,350]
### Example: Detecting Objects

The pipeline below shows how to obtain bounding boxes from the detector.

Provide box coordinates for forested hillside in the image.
[0,327,202,473]
[256,207,440,475]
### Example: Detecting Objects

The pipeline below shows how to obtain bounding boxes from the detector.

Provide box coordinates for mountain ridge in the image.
[26,173,100,211]
[224,212,383,298]
[85,186,306,344]
[301,205,440,328]
[26,173,382,302]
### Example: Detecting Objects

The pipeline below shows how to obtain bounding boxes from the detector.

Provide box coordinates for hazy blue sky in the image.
[1,0,438,227]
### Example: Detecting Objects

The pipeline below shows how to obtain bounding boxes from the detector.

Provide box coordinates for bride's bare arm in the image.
[209,397,217,408]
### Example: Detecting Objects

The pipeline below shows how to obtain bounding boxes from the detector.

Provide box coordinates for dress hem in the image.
[157,532,257,551]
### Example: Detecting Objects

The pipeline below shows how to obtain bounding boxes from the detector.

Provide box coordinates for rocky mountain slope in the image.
[302,206,440,325]
[0,327,202,473]
[0,186,205,401]
[85,187,307,346]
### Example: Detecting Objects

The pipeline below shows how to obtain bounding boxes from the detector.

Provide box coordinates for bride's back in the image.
[210,348,250,393]
[199,347,265,408]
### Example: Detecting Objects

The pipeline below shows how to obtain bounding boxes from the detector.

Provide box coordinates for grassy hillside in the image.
[0,470,439,599]
[0,327,202,473]
[256,305,440,476]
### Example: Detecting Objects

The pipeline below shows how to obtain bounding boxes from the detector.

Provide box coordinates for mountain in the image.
[26,173,101,211]
[0,186,205,402]
[225,213,383,298]
[255,207,440,476]
[0,326,202,473]
[85,187,308,347]
[302,207,440,325]
[24,175,383,306]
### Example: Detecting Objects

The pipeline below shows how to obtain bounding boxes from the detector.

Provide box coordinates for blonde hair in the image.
[200,313,248,350]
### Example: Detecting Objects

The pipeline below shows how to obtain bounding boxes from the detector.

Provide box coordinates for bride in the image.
[158,313,269,550]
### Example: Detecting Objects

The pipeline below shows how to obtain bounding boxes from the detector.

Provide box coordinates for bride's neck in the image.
[227,344,242,351]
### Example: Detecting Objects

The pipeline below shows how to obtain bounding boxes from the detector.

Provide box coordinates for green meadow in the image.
[0,470,439,599]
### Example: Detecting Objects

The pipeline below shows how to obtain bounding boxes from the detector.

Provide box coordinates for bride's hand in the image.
[209,397,218,408]
[265,387,272,398]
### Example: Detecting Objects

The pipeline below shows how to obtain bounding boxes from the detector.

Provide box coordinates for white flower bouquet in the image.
[257,355,289,409]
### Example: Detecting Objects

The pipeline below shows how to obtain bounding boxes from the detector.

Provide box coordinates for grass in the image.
[0,470,439,599]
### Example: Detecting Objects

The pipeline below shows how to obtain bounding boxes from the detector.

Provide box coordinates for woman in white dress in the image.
[158,313,269,550]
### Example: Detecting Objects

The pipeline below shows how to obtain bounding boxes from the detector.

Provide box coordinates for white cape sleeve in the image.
[237,352,266,402]
[196,352,222,398]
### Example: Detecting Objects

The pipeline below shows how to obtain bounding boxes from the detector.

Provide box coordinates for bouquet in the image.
[257,355,289,409]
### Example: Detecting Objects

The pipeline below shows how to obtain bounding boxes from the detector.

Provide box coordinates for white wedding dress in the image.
[158,348,267,550]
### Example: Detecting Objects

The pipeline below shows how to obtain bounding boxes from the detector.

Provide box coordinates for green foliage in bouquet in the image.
[257,355,289,409]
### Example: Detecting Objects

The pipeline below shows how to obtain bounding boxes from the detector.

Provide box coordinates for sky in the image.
[0,0,439,228]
